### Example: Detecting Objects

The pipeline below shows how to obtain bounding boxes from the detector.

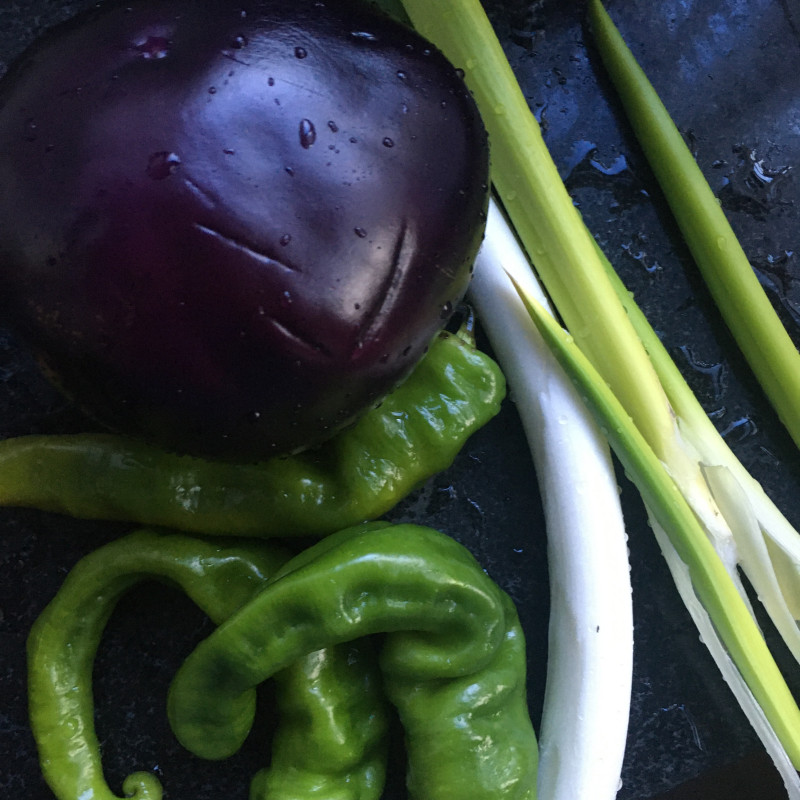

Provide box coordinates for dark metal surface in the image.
[1,1,800,797]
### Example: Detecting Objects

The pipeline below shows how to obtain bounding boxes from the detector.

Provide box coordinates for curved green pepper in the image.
[0,328,504,538]
[251,639,387,800]
[167,522,538,800]
[27,529,389,800]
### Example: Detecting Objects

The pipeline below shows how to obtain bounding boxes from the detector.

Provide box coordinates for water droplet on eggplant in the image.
[23,118,37,142]
[299,118,316,148]
[134,35,170,60]
[146,151,181,179]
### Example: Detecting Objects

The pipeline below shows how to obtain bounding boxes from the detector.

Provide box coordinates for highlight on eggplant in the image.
[0,0,489,458]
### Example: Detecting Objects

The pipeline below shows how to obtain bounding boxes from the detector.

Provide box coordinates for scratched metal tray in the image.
[1,1,799,798]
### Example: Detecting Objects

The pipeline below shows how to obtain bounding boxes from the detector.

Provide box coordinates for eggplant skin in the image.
[0,0,489,458]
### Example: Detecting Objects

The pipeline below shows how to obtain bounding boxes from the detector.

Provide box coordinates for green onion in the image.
[471,201,633,799]
[399,0,689,476]
[400,0,800,785]
[587,0,800,450]
[512,270,800,773]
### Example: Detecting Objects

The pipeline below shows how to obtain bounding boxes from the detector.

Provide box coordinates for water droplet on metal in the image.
[678,345,726,403]
[146,151,181,179]
[720,415,758,442]
[299,119,317,149]
[621,235,660,273]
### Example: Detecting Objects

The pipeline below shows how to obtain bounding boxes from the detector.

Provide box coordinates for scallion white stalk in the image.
[471,201,633,800]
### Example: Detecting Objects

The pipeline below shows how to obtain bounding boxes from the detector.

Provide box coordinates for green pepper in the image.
[251,639,387,800]
[0,327,504,538]
[27,529,389,800]
[167,522,538,800]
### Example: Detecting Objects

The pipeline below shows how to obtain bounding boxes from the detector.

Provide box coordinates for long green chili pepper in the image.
[251,640,387,800]
[27,529,389,800]
[0,327,504,537]
[167,522,538,800]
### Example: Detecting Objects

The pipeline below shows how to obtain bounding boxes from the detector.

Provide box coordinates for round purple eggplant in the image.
[0,0,489,457]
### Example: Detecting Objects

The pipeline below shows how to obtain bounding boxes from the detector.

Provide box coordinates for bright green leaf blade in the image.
[587,0,800,450]
[399,0,678,464]
[510,276,800,768]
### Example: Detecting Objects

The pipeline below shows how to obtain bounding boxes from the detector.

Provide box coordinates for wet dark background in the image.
[1,0,800,798]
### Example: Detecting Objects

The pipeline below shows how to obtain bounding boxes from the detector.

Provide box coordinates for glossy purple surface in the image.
[0,0,489,456]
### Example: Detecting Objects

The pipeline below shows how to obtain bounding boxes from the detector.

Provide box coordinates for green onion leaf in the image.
[587,0,800,450]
